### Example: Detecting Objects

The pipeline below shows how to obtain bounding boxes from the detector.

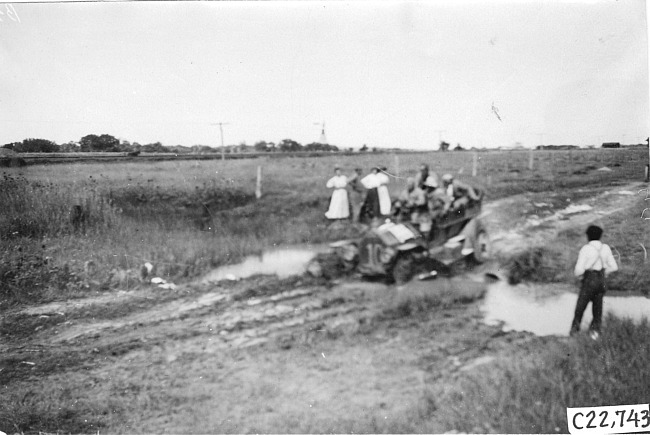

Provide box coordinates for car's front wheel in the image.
[472,230,490,263]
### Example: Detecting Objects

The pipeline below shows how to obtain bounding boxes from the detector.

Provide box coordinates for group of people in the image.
[324,166,391,222]
[324,163,480,232]
[325,163,620,340]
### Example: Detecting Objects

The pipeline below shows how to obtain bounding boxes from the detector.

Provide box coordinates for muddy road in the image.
[1,182,646,433]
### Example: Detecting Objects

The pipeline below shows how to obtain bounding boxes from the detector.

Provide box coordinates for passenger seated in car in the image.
[417,176,450,239]
[422,176,451,218]
[441,173,480,213]
[396,177,427,222]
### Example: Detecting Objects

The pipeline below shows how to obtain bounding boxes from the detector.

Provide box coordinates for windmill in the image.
[314,121,327,144]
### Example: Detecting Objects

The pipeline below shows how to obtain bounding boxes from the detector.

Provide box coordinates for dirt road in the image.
[1,181,644,433]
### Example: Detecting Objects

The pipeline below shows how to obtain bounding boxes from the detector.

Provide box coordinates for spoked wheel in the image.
[472,230,491,263]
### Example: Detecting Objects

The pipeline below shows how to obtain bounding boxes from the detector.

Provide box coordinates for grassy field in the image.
[429,316,650,433]
[2,148,650,434]
[1,148,647,307]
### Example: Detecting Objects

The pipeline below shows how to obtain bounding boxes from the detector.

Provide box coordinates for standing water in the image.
[201,245,328,283]
[481,280,650,336]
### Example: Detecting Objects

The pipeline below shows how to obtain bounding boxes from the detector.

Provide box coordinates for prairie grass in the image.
[1,148,646,307]
[429,316,650,434]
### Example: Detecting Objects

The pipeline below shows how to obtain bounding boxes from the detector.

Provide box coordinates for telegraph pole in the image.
[210,122,230,161]
[434,129,447,150]
[433,129,446,143]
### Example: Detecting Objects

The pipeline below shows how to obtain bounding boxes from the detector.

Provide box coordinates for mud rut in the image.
[1,182,644,413]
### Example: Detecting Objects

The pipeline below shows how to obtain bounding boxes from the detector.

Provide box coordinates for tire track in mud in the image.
[22,282,382,356]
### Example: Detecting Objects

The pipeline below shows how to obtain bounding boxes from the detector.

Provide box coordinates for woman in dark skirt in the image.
[360,167,381,222]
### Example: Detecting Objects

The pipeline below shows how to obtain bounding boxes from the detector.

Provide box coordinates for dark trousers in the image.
[570,270,605,334]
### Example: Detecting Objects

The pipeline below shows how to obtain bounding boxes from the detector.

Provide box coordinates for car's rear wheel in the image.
[392,254,415,285]
[472,230,490,263]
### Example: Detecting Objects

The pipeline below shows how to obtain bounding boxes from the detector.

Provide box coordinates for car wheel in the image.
[392,254,415,285]
[472,230,490,263]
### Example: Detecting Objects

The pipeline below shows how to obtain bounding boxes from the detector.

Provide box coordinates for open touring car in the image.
[330,191,490,284]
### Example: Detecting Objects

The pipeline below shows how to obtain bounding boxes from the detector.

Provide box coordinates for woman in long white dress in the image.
[325,167,350,220]
[376,166,391,216]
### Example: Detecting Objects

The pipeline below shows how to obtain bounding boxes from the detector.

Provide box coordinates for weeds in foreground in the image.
[429,316,650,433]
[0,385,122,434]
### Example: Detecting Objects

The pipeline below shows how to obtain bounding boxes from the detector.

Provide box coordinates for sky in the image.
[1,0,648,149]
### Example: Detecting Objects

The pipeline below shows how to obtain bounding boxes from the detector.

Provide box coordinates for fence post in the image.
[472,152,478,177]
[528,148,534,171]
[256,165,262,199]
[394,154,400,177]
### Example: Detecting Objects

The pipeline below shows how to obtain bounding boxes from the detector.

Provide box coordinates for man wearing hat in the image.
[420,176,450,238]
[441,173,480,212]
[570,224,618,339]
[397,177,427,223]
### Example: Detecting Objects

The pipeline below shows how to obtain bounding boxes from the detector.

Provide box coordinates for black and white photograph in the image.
[1,0,649,433]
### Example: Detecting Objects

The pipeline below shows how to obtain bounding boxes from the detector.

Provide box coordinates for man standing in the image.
[347,168,365,223]
[570,225,618,339]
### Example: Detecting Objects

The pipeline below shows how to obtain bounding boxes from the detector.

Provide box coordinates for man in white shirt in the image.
[570,225,618,339]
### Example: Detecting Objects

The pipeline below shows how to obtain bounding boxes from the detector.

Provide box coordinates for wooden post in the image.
[255,165,262,199]
[472,152,478,177]
[528,148,534,171]
[551,151,555,171]
[394,154,400,177]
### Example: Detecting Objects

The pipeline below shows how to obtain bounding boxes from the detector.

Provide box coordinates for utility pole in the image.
[210,122,230,161]
[433,129,446,143]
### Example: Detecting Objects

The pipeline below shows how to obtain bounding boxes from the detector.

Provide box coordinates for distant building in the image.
[536,145,579,150]
[602,142,621,148]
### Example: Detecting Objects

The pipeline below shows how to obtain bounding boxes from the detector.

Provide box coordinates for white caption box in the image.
[567,403,650,435]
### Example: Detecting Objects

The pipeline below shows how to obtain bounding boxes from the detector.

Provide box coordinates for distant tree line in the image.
[253,139,338,152]
[2,135,340,154]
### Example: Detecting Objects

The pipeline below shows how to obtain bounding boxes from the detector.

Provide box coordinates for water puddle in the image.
[481,281,650,336]
[202,245,328,283]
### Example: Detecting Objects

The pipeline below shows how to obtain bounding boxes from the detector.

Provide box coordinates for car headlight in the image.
[342,245,359,262]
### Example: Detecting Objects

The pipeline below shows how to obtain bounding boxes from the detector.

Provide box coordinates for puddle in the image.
[201,245,328,283]
[481,281,650,336]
